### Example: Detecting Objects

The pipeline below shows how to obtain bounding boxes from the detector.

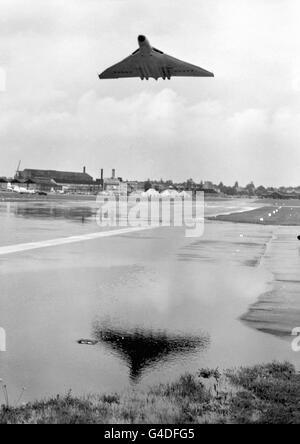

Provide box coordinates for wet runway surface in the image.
[0,198,299,402]
[242,226,300,338]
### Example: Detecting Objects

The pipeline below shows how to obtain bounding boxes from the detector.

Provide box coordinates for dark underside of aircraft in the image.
[99,35,214,81]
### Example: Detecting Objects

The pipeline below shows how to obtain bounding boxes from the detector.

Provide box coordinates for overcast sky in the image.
[0,0,299,186]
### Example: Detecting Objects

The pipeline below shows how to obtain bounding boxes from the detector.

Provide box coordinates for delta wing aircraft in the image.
[99,35,214,81]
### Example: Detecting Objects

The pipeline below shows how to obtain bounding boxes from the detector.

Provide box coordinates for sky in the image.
[0,0,300,186]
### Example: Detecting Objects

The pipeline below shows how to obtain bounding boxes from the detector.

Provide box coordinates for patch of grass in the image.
[227,362,300,424]
[1,362,300,424]
[210,205,300,226]
[151,374,208,403]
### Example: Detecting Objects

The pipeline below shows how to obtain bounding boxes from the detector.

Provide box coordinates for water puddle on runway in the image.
[0,198,299,403]
[0,201,99,247]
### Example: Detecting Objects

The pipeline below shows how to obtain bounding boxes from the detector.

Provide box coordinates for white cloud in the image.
[0,0,300,185]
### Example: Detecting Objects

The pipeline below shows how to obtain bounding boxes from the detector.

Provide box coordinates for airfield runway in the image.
[0,198,299,403]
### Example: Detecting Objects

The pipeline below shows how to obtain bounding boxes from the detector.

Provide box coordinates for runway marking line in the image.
[0,226,150,256]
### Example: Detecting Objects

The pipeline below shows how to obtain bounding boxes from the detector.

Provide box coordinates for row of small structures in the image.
[141,188,191,198]
[0,168,201,196]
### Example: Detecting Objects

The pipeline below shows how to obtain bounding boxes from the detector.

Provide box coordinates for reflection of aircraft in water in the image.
[99,35,214,81]
[79,325,209,381]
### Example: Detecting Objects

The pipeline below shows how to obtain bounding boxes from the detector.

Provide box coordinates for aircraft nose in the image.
[138,35,146,43]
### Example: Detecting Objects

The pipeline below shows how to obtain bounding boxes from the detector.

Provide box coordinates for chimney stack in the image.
[112,169,116,179]
[83,166,86,174]
[100,169,104,190]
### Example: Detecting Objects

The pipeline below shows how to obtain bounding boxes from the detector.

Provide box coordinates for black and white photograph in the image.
[0,0,300,428]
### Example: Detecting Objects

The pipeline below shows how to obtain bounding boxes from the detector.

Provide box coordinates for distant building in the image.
[102,169,128,196]
[202,181,220,194]
[0,177,7,191]
[17,167,97,193]
[126,181,145,194]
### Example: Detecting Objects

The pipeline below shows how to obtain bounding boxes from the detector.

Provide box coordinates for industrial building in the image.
[17,167,97,194]
[14,167,126,195]
[102,169,127,196]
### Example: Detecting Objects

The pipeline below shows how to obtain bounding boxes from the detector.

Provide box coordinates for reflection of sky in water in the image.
[0,198,262,247]
[0,198,255,248]
[0,201,100,246]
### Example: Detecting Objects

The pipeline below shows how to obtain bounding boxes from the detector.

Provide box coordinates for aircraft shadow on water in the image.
[79,325,210,381]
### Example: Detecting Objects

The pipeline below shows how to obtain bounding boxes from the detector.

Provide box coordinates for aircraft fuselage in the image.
[137,35,170,80]
[138,35,152,53]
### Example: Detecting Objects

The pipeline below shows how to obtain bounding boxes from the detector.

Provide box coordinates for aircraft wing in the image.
[161,53,214,77]
[99,46,214,79]
[99,53,140,79]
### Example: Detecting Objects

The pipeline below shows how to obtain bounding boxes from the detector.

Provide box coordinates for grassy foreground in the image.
[1,362,300,424]
[211,204,300,226]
